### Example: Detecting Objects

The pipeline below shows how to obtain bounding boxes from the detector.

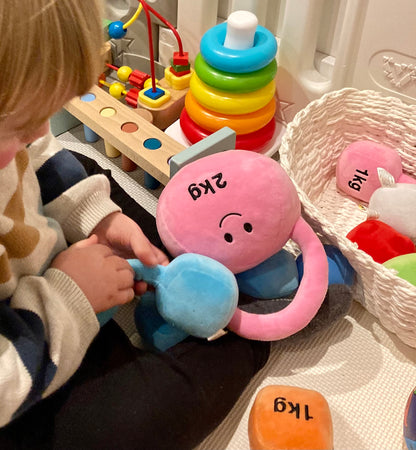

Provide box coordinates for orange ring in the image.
[180,108,276,151]
[185,91,276,135]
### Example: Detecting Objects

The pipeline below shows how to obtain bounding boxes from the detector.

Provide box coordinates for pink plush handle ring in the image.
[228,217,328,340]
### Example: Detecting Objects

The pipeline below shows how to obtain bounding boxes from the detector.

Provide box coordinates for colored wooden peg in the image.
[104,141,121,158]
[83,125,100,143]
[121,155,137,172]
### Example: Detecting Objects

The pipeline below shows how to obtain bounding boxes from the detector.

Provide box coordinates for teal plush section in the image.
[129,253,238,339]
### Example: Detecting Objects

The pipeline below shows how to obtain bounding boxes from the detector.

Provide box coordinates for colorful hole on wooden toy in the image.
[121,122,139,133]
[100,107,116,117]
[81,93,96,102]
[144,138,162,150]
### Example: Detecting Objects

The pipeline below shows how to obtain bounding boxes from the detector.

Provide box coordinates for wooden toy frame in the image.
[65,84,186,185]
[65,84,237,185]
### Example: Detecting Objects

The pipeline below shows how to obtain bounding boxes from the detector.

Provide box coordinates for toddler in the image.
[0,1,270,449]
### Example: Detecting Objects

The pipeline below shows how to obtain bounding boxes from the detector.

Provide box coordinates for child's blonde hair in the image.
[0,0,104,129]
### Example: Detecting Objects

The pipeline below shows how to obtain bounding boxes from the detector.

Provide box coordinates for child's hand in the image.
[91,212,169,295]
[51,235,135,313]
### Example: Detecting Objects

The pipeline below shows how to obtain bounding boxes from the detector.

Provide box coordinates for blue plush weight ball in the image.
[129,253,239,339]
[297,245,355,286]
[96,306,118,326]
[236,249,299,299]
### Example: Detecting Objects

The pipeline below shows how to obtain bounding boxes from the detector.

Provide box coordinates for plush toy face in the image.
[157,150,301,273]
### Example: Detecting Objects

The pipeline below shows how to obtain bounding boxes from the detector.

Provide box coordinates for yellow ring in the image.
[185,91,276,134]
[190,73,276,115]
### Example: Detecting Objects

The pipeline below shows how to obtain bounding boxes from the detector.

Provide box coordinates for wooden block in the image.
[140,77,188,130]
[248,385,333,450]
[173,51,189,66]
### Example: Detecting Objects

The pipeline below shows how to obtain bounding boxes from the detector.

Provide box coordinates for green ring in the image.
[194,53,277,94]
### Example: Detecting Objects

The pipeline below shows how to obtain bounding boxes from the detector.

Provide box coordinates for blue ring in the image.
[200,22,277,74]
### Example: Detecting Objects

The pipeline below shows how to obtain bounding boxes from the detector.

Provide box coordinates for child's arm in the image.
[0,264,100,427]
[0,235,135,427]
[29,130,121,243]
[0,130,138,426]
[30,129,169,270]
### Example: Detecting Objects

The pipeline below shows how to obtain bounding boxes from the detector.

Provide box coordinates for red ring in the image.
[180,109,276,152]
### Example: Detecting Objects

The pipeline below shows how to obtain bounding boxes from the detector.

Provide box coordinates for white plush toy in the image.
[368,168,416,241]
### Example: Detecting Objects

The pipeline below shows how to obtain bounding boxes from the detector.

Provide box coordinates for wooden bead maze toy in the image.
[65,0,192,184]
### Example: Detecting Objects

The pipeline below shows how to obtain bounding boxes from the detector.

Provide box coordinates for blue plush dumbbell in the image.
[134,291,189,351]
[130,253,239,349]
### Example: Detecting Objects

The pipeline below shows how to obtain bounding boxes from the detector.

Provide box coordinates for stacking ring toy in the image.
[180,108,276,151]
[194,53,277,93]
[190,73,275,115]
[200,22,277,73]
[235,118,276,151]
[185,91,276,134]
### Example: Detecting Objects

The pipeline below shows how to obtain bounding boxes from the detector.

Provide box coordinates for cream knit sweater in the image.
[0,131,120,426]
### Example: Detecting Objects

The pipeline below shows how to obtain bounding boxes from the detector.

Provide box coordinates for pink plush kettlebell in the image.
[336,140,416,203]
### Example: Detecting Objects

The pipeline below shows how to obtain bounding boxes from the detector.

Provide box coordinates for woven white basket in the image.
[279,88,416,347]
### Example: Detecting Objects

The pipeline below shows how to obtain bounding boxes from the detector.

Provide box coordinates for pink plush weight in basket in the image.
[279,88,416,347]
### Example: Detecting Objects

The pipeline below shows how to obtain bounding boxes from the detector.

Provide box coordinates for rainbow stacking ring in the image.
[200,22,277,73]
[185,91,276,134]
[194,53,277,93]
[190,73,275,115]
[180,109,276,151]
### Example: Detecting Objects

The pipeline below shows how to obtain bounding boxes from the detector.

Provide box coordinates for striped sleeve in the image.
[0,269,99,426]
[31,130,121,243]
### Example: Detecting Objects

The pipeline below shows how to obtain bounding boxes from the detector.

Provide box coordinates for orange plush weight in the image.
[346,219,416,264]
[248,385,333,450]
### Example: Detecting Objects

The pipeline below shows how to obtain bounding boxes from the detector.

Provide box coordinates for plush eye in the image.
[224,233,233,243]
[244,223,253,232]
